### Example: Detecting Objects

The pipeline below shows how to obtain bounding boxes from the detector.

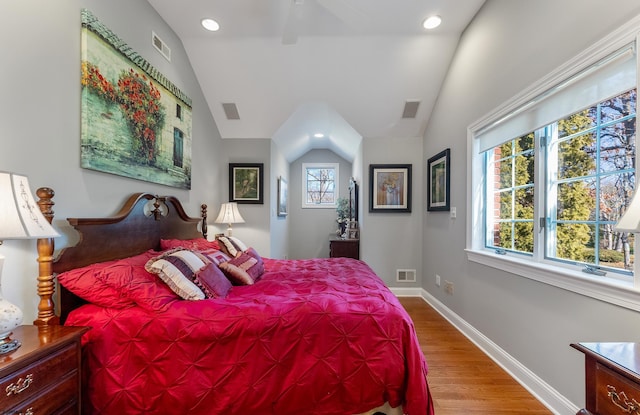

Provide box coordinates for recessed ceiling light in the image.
[422,15,442,30]
[313,133,325,138]
[201,18,220,32]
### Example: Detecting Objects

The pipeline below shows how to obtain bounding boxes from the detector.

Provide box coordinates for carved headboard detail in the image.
[35,190,207,325]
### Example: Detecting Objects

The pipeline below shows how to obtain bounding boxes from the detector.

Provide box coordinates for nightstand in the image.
[330,238,360,259]
[571,342,640,415]
[0,325,89,415]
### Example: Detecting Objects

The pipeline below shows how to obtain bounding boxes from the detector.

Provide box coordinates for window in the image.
[484,91,637,274]
[468,21,640,308]
[486,133,535,255]
[302,163,339,208]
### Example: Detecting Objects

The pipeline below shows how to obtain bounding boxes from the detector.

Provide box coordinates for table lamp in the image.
[0,172,59,354]
[214,202,245,236]
[615,190,640,233]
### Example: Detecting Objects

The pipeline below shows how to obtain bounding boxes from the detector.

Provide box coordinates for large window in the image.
[484,90,637,276]
[302,163,339,208]
[468,23,640,308]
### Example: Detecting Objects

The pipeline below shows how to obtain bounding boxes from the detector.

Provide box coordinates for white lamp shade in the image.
[214,202,245,225]
[0,172,59,240]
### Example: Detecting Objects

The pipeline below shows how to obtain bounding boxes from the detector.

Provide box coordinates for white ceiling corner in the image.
[147,0,486,162]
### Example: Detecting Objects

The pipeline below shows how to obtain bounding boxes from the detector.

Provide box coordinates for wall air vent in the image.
[396,269,416,282]
[222,103,241,120]
[152,31,171,62]
[401,100,420,118]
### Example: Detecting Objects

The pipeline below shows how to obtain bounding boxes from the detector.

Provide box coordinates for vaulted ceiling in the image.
[147,0,485,161]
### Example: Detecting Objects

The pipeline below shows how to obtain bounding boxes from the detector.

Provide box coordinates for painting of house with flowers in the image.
[80,9,192,189]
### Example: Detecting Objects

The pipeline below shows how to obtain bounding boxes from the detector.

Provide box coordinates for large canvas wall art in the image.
[80,9,193,189]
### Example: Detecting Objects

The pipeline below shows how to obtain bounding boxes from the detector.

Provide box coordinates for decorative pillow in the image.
[218,251,264,285]
[94,251,180,312]
[244,247,264,277]
[160,238,220,251]
[244,247,262,263]
[145,248,211,300]
[56,258,135,308]
[216,236,248,257]
[194,262,232,299]
[204,249,233,266]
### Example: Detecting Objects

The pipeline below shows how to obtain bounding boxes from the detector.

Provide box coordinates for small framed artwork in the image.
[427,149,451,211]
[348,229,359,239]
[277,176,288,217]
[229,163,263,204]
[369,164,412,213]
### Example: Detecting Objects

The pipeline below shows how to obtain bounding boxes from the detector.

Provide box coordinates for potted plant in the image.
[336,197,350,237]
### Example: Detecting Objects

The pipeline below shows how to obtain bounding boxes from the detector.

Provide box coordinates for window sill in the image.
[465,249,640,312]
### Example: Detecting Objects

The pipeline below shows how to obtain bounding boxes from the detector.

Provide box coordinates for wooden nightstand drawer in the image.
[10,372,78,415]
[1,342,77,409]
[595,362,640,414]
[0,326,88,415]
[329,238,359,259]
[572,342,640,415]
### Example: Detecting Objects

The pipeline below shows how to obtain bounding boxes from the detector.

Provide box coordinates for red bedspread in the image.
[66,257,433,414]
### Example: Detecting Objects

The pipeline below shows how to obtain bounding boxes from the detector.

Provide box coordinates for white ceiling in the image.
[147,0,485,162]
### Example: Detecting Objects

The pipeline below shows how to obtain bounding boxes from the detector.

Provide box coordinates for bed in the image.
[34,190,434,415]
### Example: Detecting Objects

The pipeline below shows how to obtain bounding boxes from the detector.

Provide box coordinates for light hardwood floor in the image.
[399,297,553,415]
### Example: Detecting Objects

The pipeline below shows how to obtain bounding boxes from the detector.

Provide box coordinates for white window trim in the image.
[466,15,640,311]
[302,163,339,209]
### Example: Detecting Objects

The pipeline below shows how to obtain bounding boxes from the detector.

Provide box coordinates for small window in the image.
[302,163,339,208]
[176,103,182,120]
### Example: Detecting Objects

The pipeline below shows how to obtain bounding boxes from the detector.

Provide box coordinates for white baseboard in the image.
[390,287,579,415]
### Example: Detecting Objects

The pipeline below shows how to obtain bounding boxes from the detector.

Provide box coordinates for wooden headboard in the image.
[35,189,207,325]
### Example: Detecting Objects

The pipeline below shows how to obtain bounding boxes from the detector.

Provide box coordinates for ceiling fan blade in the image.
[316,0,368,28]
[282,0,304,45]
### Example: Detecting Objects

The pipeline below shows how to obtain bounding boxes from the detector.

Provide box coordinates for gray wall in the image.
[0,0,224,321]
[220,139,271,255]
[362,137,423,285]
[270,141,290,259]
[289,149,352,259]
[422,0,640,409]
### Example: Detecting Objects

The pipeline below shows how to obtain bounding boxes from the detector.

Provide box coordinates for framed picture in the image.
[229,163,264,204]
[369,164,412,213]
[348,229,359,239]
[80,9,192,189]
[277,176,288,217]
[427,148,451,211]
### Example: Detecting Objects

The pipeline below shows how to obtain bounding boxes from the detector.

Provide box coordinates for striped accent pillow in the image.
[145,248,211,300]
[218,251,264,285]
[216,236,247,257]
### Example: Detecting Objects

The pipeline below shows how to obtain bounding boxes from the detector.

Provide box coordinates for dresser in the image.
[0,325,89,415]
[572,342,640,415]
[329,238,360,259]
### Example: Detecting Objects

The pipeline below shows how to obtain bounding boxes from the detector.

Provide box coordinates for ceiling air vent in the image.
[152,31,171,62]
[401,100,420,119]
[222,103,240,120]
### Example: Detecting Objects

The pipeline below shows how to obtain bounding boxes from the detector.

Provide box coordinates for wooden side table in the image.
[0,325,89,415]
[571,342,640,415]
[330,238,360,259]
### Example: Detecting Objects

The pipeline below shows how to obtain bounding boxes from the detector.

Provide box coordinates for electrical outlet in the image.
[435,274,441,286]
[444,280,454,295]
